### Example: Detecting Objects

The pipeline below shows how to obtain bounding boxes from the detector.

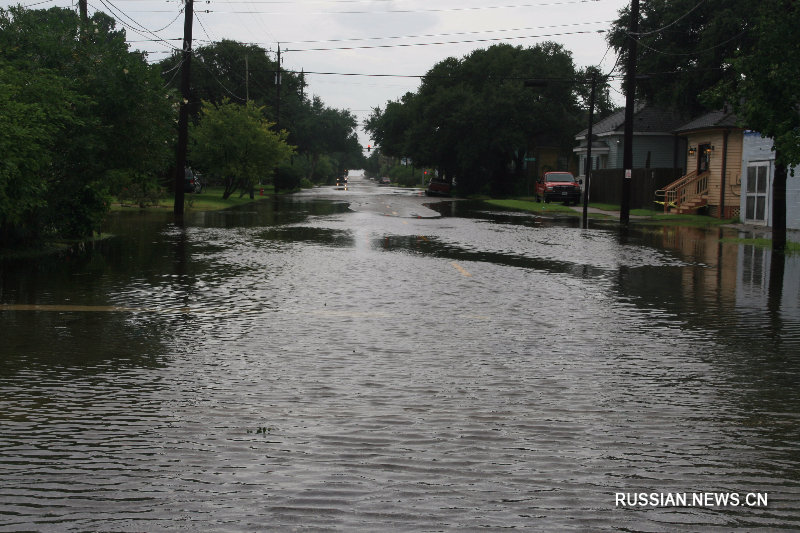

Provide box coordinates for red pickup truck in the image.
[535,171,582,205]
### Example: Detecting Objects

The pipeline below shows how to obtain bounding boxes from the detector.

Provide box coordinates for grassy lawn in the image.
[110,185,276,212]
[485,198,593,215]
[482,198,743,226]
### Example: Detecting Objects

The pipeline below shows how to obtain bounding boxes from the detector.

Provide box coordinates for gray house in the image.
[573,103,688,179]
[741,131,800,230]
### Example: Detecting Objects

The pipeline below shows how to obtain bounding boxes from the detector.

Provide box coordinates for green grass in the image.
[586,202,619,212]
[482,198,744,227]
[589,203,660,217]
[485,198,580,214]
[110,185,276,212]
[635,214,737,226]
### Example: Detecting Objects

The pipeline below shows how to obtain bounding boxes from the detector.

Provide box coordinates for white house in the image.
[740,131,800,229]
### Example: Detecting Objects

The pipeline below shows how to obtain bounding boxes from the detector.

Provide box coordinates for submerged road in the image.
[1,175,799,531]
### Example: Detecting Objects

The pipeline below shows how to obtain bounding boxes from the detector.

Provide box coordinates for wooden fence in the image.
[587,168,683,209]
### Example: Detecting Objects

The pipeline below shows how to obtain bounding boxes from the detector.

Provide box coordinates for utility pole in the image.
[245,54,249,102]
[276,44,281,130]
[79,0,87,23]
[582,71,597,229]
[173,0,194,217]
[620,0,639,225]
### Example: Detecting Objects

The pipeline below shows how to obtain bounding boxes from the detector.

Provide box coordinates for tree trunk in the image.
[772,152,787,252]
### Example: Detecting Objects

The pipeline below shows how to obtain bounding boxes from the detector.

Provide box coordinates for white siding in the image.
[741,131,800,230]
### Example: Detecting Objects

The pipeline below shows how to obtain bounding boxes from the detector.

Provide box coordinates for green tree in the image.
[709,0,800,251]
[294,97,361,183]
[607,0,752,114]
[366,43,582,195]
[189,99,294,199]
[0,6,175,244]
[0,63,79,244]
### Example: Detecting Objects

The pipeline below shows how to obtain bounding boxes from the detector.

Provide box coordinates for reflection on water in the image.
[1,194,799,531]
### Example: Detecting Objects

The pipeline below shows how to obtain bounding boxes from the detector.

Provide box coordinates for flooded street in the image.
[2,175,799,531]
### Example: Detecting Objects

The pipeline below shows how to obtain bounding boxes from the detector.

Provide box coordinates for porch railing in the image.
[655,170,709,213]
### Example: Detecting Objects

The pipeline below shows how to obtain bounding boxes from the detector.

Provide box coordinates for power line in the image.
[90,0,181,51]
[287,29,608,52]
[122,0,606,15]
[281,20,613,45]
[126,20,613,47]
[629,28,749,57]
[632,0,708,37]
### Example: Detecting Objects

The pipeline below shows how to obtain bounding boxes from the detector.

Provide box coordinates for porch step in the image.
[673,196,708,214]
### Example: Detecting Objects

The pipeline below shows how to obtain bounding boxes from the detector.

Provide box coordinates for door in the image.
[744,162,770,224]
[697,143,711,174]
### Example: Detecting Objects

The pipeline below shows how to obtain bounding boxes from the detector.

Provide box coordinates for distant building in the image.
[573,103,688,179]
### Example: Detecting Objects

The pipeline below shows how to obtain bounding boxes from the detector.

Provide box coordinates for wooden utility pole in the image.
[276,44,281,130]
[174,0,194,217]
[79,0,88,23]
[620,0,639,225]
[582,71,597,229]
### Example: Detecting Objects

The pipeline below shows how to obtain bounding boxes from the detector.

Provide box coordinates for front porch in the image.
[655,170,710,214]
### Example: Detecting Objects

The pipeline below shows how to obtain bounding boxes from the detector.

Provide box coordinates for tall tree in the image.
[708,0,800,251]
[294,97,361,182]
[189,100,294,199]
[607,0,752,115]
[366,43,582,195]
[0,6,174,244]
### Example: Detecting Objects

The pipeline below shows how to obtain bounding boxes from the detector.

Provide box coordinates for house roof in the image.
[674,109,741,134]
[575,103,689,138]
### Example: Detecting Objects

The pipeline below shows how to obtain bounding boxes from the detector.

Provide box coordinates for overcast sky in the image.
[7,0,630,145]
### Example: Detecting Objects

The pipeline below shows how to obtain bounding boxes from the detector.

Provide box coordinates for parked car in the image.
[184,167,202,193]
[425,178,451,197]
[535,171,581,204]
[379,176,391,185]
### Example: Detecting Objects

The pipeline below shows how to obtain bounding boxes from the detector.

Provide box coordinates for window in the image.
[745,162,770,223]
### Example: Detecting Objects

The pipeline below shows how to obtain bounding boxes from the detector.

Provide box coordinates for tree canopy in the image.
[190,100,294,199]
[607,0,752,115]
[158,41,364,185]
[0,6,174,245]
[365,43,589,195]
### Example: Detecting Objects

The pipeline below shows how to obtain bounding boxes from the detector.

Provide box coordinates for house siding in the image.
[685,129,743,218]
[741,131,800,230]
[578,134,684,174]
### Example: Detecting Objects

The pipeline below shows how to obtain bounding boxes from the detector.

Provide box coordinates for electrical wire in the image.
[280,20,612,45]
[127,0,605,15]
[92,0,181,52]
[632,0,708,37]
[629,28,749,57]
[193,55,248,101]
[287,29,608,52]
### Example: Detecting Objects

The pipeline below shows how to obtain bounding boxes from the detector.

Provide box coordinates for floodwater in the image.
[1,176,799,531]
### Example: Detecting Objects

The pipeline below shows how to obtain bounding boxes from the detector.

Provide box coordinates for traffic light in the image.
[367,144,371,152]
